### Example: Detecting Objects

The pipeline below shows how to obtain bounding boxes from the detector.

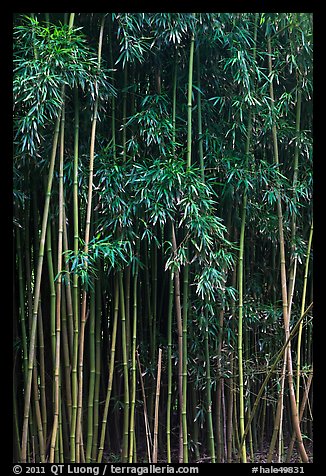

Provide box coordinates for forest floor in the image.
[103,440,313,464]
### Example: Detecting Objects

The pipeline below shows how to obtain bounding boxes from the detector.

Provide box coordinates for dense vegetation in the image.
[13,12,313,464]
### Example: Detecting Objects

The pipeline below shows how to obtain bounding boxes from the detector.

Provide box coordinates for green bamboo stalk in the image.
[237,14,258,461]
[76,15,105,461]
[296,221,313,411]
[216,306,226,463]
[204,309,216,463]
[267,33,308,463]
[61,289,72,426]
[259,389,267,452]
[32,314,45,462]
[108,15,117,162]
[181,260,189,463]
[50,92,65,463]
[122,64,128,163]
[171,223,183,462]
[16,227,28,381]
[136,351,152,463]
[166,272,173,463]
[238,302,313,461]
[92,273,102,461]
[97,275,119,463]
[181,21,195,463]
[186,27,195,170]
[125,266,131,369]
[45,220,56,367]
[216,378,223,462]
[86,285,96,462]
[21,107,62,463]
[70,85,80,463]
[63,207,74,361]
[119,270,130,462]
[37,307,47,452]
[191,384,200,462]
[13,370,21,461]
[287,89,302,308]
[152,348,162,463]
[237,132,250,463]
[196,47,204,180]
[227,353,234,463]
[151,243,158,403]
[129,256,139,462]
[172,49,177,155]
[267,353,287,462]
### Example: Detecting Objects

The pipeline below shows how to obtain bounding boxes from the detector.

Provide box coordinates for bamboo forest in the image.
[13,13,313,465]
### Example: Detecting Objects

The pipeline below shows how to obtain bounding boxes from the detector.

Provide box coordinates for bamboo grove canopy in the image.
[13,13,313,464]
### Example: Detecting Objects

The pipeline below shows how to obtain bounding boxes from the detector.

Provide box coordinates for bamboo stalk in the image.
[37,303,47,451]
[85,286,96,462]
[204,309,216,463]
[136,351,152,463]
[166,272,173,463]
[76,15,105,461]
[227,354,234,463]
[267,34,308,463]
[152,348,162,463]
[286,369,313,462]
[238,302,313,461]
[92,273,102,461]
[171,223,183,462]
[50,90,65,463]
[119,270,130,461]
[296,222,313,410]
[16,226,29,382]
[97,275,119,463]
[70,85,80,463]
[61,290,72,429]
[129,256,139,462]
[21,107,62,463]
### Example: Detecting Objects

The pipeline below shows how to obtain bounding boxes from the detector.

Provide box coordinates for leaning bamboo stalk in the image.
[16,227,29,382]
[267,34,308,463]
[238,302,313,461]
[21,107,62,463]
[287,88,302,308]
[37,303,47,451]
[63,207,74,361]
[286,369,313,462]
[266,352,287,462]
[152,348,162,463]
[61,290,72,426]
[46,220,56,366]
[32,312,45,462]
[296,221,313,411]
